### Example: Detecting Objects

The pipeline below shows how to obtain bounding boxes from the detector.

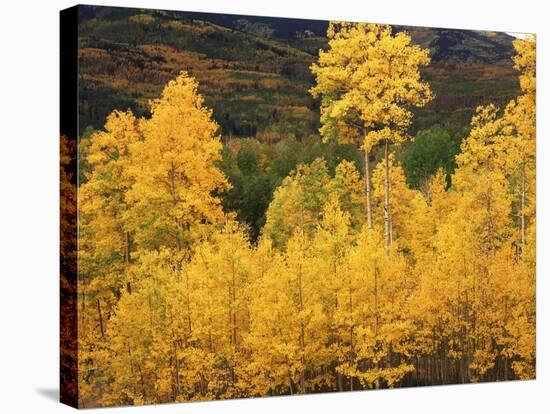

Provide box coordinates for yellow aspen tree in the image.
[101,249,184,406]
[422,103,516,383]
[263,158,330,247]
[411,199,479,384]
[245,228,330,395]
[410,82,534,383]
[330,160,366,232]
[465,114,535,380]
[312,197,352,391]
[456,106,514,255]
[77,111,142,406]
[346,227,414,388]
[311,22,432,250]
[505,36,536,248]
[371,154,417,251]
[183,240,230,400]
[186,221,253,399]
[404,175,445,382]
[80,110,141,262]
[126,71,230,251]
[513,36,536,106]
[77,72,236,406]
[482,243,534,381]
[503,230,536,379]
[244,246,308,395]
[71,28,537,406]
[282,230,330,394]
[79,110,141,318]
[502,50,536,374]
[406,169,449,266]
[239,239,298,396]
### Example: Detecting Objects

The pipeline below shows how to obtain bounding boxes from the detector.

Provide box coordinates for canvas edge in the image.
[60,4,80,409]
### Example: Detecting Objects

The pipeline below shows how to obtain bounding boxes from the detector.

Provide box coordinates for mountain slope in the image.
[77,6,520,137]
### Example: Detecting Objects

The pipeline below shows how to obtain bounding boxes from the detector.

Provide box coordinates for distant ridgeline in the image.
[78,6,520,139]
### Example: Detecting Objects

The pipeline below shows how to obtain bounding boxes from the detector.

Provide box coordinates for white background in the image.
[0,0,547,412]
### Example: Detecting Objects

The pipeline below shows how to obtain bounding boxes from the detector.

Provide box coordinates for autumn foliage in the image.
[73,25,536,407]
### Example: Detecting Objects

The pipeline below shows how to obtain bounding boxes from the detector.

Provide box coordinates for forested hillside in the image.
[78,7,519,136]
[77,6,521,239]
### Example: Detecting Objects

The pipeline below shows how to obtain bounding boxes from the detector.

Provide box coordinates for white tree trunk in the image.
[383,140,392,253]
[365,148,373,230]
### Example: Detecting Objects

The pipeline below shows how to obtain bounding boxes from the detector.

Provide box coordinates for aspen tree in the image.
[77,111,142,406]
[126,71,230,251]
[507,36,535,248]
[330,160,366,232]
[311,23,432,250]
[313,197,352,390]
[346,227,414,388]
[371,154,417,252]
[79,110,141,321]
[263,158,331,247]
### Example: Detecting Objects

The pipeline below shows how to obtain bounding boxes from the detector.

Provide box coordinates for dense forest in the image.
[63,8,536,408]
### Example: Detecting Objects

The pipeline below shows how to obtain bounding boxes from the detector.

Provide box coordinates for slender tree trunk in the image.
[389,215,393,245]
[208,316,214,353]
[383,139,392,254]
[300,357,306,394]
[349,276,354,391]
[364,148,373,230]
[80,291,86,325]
[139,367,146,400]
[231,260,237,347]
[374,265,379,338]
[184,267,192,336]
[148,294,153,328]
[96,298,104,338]
[330,246,344,393]
[485,187,496,255]
[297,249,306,394]
[124,231,131,263]
[504,354,509,381]
[520,162,526,246]
[173,340,180,399]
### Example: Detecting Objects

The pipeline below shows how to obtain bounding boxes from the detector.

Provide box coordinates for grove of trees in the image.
[68,24,536,407]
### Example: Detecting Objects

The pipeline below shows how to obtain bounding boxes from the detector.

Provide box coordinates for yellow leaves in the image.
[87,110,141,167]
[371,153,417,247]
[454,47,535,254]
[315,196,351,257]
[311,22,432,149]
[354,364,415,389]
[77,72,239,406]
[75,25,536,407]
[245,227,330,395]
[364,128,390,152]
[121,71,230,250]
[512,35,536,99]
[263,158,367,248]
[263,158,331,247]
[79,110,141,268]
[457,104,513,174]
[149,71,206,118]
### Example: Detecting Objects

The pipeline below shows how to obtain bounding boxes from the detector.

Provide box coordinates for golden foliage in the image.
[310,23,432,150]
[75,33,536,408]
